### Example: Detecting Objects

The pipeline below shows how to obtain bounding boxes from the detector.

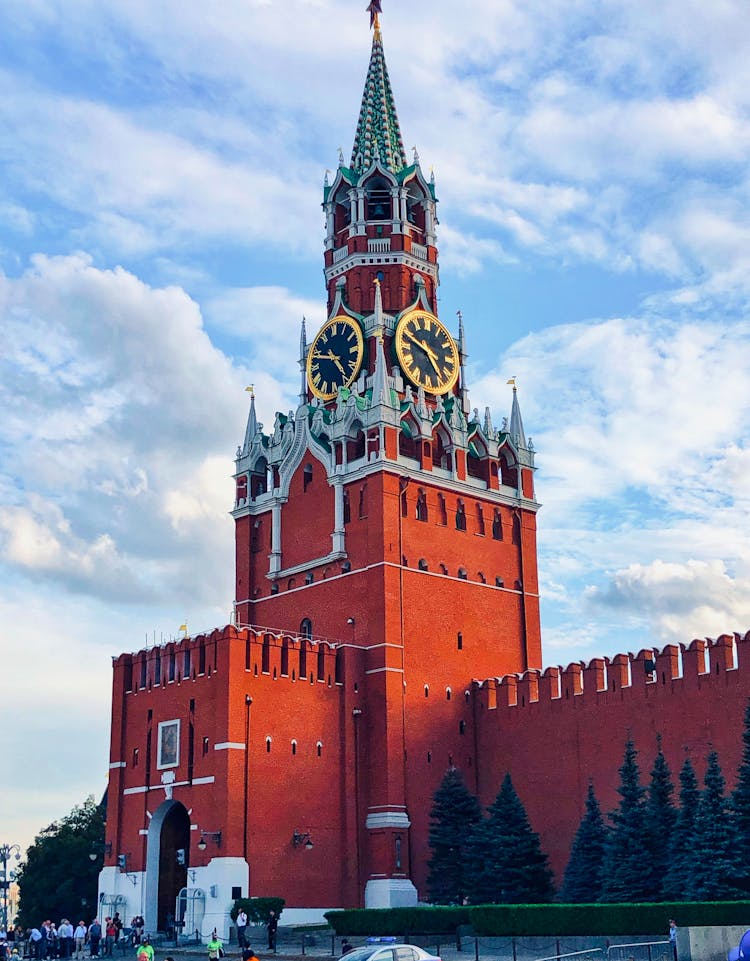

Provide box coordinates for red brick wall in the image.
[473,633,750,884]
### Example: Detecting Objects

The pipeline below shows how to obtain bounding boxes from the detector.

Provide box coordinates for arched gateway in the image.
[145,800,190,932]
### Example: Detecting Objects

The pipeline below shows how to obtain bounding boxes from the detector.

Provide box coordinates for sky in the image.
[2,0,750,854]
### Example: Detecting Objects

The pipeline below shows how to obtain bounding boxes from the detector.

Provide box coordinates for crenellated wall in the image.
[473,631,750,881]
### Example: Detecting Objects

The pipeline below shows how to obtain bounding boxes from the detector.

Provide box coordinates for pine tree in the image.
[465,772,554,904]
[662,756,700,901]
[426,766,483,904]
[688,751,740,900]
[560,783,608,903]
[732,699,750,894]
[643,738,677,901]
[600,737,651,902]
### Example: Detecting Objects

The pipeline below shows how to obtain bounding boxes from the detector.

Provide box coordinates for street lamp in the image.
[0,843,21,930]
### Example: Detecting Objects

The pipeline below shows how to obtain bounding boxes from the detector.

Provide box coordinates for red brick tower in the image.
[232,8,542,907]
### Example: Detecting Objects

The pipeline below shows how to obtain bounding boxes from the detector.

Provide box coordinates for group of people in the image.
[2,914,148,961]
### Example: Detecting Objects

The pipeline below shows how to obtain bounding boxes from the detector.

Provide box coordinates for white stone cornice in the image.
[267,550,347,582]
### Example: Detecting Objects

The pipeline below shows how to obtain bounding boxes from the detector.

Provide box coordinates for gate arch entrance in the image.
[144,800,190,933]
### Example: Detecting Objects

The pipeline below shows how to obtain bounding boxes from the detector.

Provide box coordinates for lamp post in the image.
[0,843,21,930]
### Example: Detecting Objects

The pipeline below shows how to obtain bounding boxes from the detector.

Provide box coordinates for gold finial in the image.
[506,377,517,389]
[245,384,255,395]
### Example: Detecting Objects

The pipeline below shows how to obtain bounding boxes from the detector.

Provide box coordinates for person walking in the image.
[88,921,101,960]
[104,920,116,958]
[206,933,223,961]
[28,928,42,960]
[669,920,678,961]
[73,924,87,960]
[130,919,143,947]
[135,939,153,961]
[61,921,74,960]
[235,910,247,950]
[266,912,277,953]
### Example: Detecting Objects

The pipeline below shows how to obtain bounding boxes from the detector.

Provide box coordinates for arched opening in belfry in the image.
[145,799,190,933]
[365,176,392,221]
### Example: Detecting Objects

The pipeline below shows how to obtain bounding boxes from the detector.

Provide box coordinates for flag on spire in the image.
[367,1,382,29]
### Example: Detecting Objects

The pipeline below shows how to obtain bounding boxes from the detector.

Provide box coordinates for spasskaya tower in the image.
[232,2,541,908]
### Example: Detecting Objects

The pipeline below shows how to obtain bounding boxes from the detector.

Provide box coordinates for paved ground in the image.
[151,931,672,961]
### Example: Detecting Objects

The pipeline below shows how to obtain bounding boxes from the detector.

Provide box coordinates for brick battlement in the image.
[114,623,359,697]
[475,630,750,710]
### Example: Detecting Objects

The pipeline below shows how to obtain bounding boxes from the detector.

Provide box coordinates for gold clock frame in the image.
[306,315,365,401]
[394,308,460,395]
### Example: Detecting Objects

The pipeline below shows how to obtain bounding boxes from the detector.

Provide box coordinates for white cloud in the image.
[0,255,271,605]
[587,559,750,644]
[206,286,326,376]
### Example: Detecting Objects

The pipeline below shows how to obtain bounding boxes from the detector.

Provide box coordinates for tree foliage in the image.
[465,773,554,905]
[600,738,650,903]
[17,796,105,927]
[426,767,483,904]
[732,698,750,893]
[560,782,607,903]
[662,756,699,900]
[643,738,676,901]
[689,751,740,901]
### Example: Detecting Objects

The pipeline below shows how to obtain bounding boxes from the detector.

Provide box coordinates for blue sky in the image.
[2,0,750,852]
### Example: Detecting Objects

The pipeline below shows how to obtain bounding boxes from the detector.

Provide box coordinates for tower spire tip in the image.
[367,1,383,32]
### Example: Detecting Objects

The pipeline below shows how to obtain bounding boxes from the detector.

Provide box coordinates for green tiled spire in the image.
[350,22,406,175]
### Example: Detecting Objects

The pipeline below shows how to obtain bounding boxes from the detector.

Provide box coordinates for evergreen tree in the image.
[688,751,740,900]
[426,766,483,904]
[600,737,651,902]
[732,698,750,893]
[643,737,677,901]
[560,783,607,903]
[662,756,700,900]
[464,773,554,904]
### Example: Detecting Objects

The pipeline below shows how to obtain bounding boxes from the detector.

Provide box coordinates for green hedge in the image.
[325,902,750,937]
[325,907,471,936]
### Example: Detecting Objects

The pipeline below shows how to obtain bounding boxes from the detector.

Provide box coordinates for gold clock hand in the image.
[312,350,346,376]
[404,331,441,373]
[324,349,346,375]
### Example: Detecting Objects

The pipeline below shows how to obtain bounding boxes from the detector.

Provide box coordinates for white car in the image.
[338,944,441,961]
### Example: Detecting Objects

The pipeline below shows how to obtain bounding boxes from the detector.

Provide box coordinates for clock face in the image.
[395,309,460,394]
[307,315,365,401]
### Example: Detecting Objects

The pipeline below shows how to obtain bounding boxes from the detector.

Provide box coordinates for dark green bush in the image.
[230,897,286,925]
[470,902,750,935]
[325,901,750,937]
[325,906,471,936]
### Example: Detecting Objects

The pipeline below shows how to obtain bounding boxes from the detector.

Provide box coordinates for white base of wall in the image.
[98,865,145,926]
[99,858,249,942]
[364,879,418,909]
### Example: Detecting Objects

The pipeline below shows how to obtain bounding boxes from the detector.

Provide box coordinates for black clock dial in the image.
[395,309,460,394]
[307,316,364,401]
